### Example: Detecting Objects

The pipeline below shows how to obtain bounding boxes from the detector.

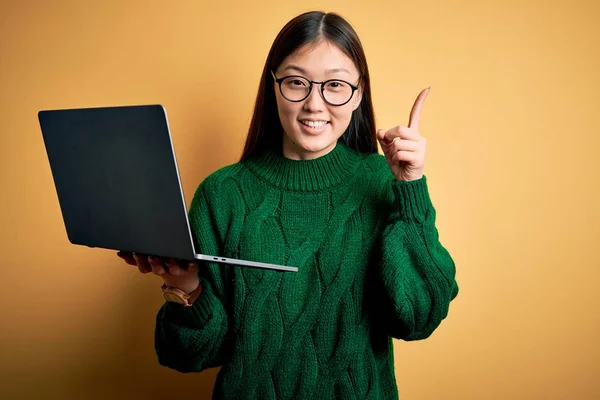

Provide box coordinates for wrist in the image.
[391,176,432,223]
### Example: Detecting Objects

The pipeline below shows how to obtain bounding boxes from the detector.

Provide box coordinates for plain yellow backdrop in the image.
[1,0,598,399]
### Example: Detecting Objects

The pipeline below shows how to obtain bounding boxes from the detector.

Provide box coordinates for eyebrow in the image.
[282,65,351,75]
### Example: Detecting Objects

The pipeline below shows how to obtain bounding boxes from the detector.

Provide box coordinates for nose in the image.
[303,84,326,112]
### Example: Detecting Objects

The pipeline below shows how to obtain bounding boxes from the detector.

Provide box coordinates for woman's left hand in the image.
[376,87,430,182]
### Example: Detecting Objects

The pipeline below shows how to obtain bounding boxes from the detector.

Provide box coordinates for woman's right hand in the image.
[117,251,201,294]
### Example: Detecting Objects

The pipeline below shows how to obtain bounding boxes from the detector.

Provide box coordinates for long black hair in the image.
[240,11,377,161]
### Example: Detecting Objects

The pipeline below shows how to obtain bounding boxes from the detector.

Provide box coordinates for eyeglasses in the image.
[271,70,360,106]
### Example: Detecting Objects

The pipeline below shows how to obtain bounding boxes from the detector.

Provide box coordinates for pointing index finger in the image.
[408,87,431,130]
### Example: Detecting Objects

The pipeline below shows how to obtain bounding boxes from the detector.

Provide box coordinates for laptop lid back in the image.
[38,105,197,260]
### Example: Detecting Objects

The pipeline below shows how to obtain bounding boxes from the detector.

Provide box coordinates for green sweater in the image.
[154,141,459,399]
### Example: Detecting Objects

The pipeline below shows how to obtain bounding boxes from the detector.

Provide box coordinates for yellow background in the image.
[1,0,598,399]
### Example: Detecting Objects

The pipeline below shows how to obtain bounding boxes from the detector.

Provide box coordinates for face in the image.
[273,40,362,160]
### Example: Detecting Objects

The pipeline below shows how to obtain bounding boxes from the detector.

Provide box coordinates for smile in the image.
[300,120,329,127]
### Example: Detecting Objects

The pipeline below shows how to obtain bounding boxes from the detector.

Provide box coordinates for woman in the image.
[119,10,458,399]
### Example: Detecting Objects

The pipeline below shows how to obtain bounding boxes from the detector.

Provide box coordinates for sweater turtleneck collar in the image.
[244,140,362,192]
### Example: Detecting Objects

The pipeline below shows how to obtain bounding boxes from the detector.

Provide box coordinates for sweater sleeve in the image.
[154,179,231,372]
[376,175,459,341]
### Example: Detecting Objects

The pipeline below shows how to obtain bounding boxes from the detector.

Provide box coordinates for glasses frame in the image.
[270,70,361,106]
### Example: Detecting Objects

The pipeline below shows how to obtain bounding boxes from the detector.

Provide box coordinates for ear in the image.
[352,86,363,110]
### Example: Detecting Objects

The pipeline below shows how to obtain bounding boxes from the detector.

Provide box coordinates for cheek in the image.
[329,106,354,127]
[276,95,299,121]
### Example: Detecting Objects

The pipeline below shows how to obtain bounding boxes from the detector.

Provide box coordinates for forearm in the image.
[154,279,230,372]
[378,177,459,340]
[154,177,235,372]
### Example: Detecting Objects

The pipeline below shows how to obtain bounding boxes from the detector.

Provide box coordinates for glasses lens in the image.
[280,76,311,101]
[322,80,353,105]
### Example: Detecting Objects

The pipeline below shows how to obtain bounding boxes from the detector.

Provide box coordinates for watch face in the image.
[164,292,185,304]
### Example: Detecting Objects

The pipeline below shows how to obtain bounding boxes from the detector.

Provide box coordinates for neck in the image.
[282,137,338,160]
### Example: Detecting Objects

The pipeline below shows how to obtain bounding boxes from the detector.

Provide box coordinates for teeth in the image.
[302,120,327,127]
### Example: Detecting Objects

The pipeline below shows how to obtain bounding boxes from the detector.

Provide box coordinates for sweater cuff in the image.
[391,176,433,223]
[163,280,220,329]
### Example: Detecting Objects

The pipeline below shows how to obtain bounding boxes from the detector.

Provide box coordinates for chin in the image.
[286,134,339,158]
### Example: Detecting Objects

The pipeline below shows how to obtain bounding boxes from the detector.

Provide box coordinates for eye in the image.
[325,80,349,91]
[283,77,308,87]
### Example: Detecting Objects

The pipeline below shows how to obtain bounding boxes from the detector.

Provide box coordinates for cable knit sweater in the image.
[154,140,459,399]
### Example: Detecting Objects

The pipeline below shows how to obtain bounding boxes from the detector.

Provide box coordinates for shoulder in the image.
[361,152,391,175]
[188,162,249,212]
[358,152,395,188]
[355,151,396,204]
[197,162,245,193]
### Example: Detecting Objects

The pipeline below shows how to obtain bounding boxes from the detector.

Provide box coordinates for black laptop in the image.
[38,104,297,272]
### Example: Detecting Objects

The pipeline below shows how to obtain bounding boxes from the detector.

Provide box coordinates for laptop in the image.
[38,104,298,273]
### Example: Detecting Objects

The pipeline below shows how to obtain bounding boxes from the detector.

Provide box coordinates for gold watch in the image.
[161,283,202,307]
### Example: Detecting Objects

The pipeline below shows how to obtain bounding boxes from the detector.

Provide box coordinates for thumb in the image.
[377,128,396,147]
[187,262,198,273]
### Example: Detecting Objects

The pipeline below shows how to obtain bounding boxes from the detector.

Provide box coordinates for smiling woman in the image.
[120,10,459,400]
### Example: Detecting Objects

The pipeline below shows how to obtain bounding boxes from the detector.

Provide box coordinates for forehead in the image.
[279,40,359,76]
